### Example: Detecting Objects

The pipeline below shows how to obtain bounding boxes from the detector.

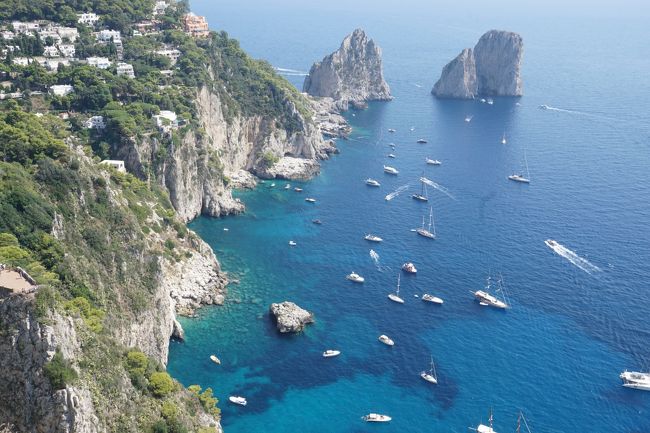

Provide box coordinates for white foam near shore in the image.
[545,240,602,274]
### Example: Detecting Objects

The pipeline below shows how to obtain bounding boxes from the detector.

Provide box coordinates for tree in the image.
[149,372,174,398]
[43,351,77,390]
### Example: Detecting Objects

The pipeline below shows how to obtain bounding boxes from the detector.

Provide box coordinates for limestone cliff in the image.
[432,30,523,99]
[303,29,392,110]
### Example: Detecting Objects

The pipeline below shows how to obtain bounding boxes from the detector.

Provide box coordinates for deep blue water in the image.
[168,2,650,432]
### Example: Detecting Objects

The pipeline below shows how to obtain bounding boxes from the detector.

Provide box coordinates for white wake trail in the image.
[420,177,455,200]
[274,67,308,76]
[385,184,410,201]
[546,240,602,274]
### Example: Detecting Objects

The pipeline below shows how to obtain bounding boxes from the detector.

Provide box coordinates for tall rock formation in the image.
[432,30,523,99]
[303,29,392,110]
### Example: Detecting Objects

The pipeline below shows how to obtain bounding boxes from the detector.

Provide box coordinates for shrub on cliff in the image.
[43,350,77,390]
[149,372,175,398]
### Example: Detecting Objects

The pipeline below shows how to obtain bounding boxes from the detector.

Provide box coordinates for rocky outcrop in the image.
[269,302,314,333]
[432,30,523,99]
[308,96,352,138]
[303,29,392,110]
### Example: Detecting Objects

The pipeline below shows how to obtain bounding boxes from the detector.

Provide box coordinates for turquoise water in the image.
[168,2,650,431]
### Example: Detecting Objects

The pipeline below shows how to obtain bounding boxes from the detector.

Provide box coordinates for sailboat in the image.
[420,356,438,384]
[471,408,497,433]
[416,207,436,239]
[388,274,405,303]
[412,176,428,202]
[473,275,509,309]
[508,151,530,183]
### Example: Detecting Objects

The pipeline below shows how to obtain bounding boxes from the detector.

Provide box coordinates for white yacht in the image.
[364,234,383,243]
[416,207,436,239]
[270,183,275,187]
[471,409,496,433]
[388,128,396,133]
[422,293,443,304]
[209,355,221,365]
[289,240,297,246]
[383,165,399,175]
[420,356,438,384]
[465,115,473,123]
[402,262,417,274]
[474,276,509,309]
[388,274,405,304]
[426,158,441,165]
[378,334,394,346]
[487,98,494,105]
[620,370,650,391]
[294,187,303,192]
[229,396,247,406]
[284,183,290,190]
[365,178,381,187]
[362,413,392,423]
[509,151,531,183]
[305,197,317,203]
[417,138,428,144]
[323,349,341,358]
[388,153,396,158]
[347,272,365,283]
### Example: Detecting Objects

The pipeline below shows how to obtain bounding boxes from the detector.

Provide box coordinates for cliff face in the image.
[432,30,523,99]
[303,29,392,110]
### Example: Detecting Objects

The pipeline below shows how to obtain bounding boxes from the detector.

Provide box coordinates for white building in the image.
[100,160,126,173]
[12,57,33,67]
[49,85,74,97]
[96,29,121,43]
[116,62,135,79]
[77,13,100,26]
[43,46,59,57]
[154,110,178,133]
[57,44,75,58]
[155,48,181,64]
[55,27,78,42]
[1,31,15,40]
[87,56,111,69]
[153,1,169,15]
[41,58,72,71]
[12,21,40,34]
[85,116,106,129]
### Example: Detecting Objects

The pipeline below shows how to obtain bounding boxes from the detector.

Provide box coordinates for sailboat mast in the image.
[489,408,493,429]
[429,207,434,234]
[524,151,530,179]
[396,274,400,295]
[516,412,521,433]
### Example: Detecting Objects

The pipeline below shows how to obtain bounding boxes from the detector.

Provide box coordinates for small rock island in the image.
[303,28,392,110]
[432,30,523,99]
[270,301,315,333]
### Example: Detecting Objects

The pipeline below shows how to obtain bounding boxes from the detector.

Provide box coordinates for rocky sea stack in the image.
[432,30,523,99]
[303,29,392,110]
[270,302,315,333]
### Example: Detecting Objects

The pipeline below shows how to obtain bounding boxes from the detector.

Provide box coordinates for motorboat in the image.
[323,350,341,358]
[365,178,381,187]
[289,240,297,246]
[422,294,443,304]
[383,165,399,175]
[426,158,441,165]
[416,207,436,239]
[545,239,558,249]
[402,262,417,274]
[209,355,221,365]
[388,153,396,158]
[284,183,291,189]
[312,219,322,225]
[378,335,394,346]
[270,183,275,187]
[480,98,486,103]
[229,396,247,406]
[420,356,438,384]
[294,187,303,192]
[620,370,650,391]
[538,104,550,110]
[388,128,396,133]
[362,413,392,423]
[305,197,316,203]
[465,115,473,123]
[486,98,494,105]
[388,274,405,304]
[347,272,365,283]
[364,234,383,242]
[417,138,428,144]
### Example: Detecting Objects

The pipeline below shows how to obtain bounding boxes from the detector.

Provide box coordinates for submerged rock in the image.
[303,28,392,110]
[432,30,523,99]
[269,301,315,333]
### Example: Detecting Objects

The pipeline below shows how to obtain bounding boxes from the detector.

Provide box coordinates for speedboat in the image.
[362,413,392,423]
[294,187,303,192]
[284,183,290,189]
[312,219,322,225]
[620,370,650,391]
[508,174,530,183]
[388,153,396,158]
[365,178,381,187]
[422,294,443,304]
[474,290,508,309]
[378,335,394,346]
[270,183,275,187]
[289,240,297,246]
[388,128,396,133]
[465,115,473,123]
[209,355,221,364]
[347,272,365,283]
[364,234,383,242]
[417,138,427,144]
[538,104,550,110]
[480,98,486,103]
[426,158,441,165]
[383,165,399,175]
[486,98,494,105]
[545,239,558,248]
[389,143,396,149]
[402,262,417,274]
[305,197,316,203]
[323,350,341,358]
[229,396,247,406]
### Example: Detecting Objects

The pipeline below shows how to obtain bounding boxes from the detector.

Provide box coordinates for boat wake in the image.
[538,104,621,122]
[385,184,410,201]
[420,177,455,200]
[274,67,308,76]
[545,240,602,274]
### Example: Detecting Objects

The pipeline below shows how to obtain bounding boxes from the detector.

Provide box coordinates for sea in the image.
[168,2,650,432]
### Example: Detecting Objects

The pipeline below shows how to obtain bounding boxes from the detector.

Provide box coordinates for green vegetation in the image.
[188,385,220,417]
[149,371,175,398]
[43,350,78,389]
[260,151,279,169]
[63,297,105,333]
